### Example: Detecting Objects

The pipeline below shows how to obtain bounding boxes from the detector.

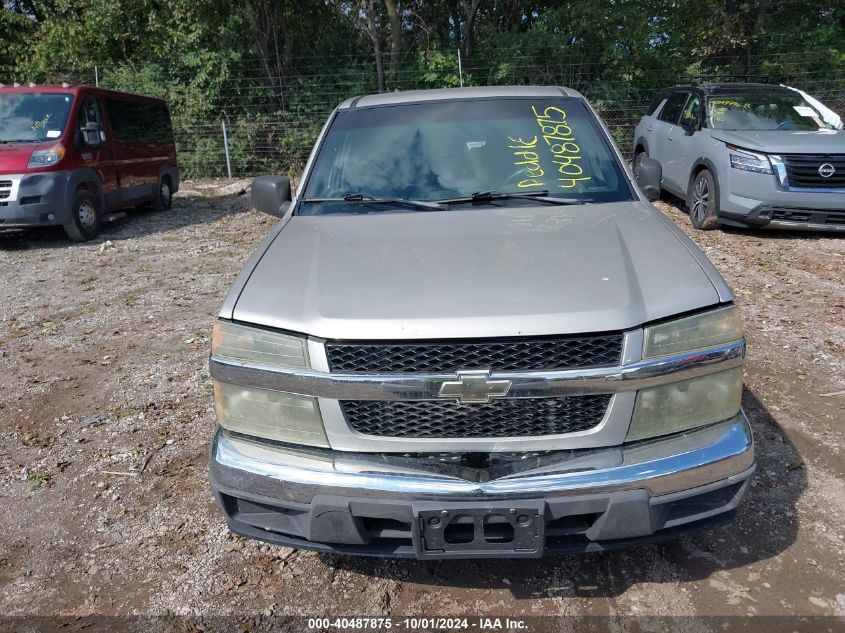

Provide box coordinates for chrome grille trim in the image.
[209,338,746,401]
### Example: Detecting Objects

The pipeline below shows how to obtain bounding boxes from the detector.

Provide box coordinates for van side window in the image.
[658,92,688,125]
[77,97,102,128]
[106,99,173,144]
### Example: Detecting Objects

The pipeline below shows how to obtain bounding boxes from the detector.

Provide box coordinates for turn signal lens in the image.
[214,382,328,447]
[626,368,743,442]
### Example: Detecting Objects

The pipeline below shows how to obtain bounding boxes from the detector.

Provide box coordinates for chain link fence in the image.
[3,52,844,178]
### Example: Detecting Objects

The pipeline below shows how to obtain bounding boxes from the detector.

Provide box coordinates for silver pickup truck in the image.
[208,86,754,559]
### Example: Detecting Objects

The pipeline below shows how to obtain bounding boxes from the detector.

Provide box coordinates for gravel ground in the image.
[0,183,843,626]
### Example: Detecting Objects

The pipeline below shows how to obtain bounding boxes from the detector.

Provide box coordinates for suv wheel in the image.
[688,170,719,230]
[63,189,102,242]
[633,151,646,183]
[153,176,173,211]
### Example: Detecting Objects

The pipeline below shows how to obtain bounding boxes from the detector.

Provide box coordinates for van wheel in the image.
[153,176,173,211]
[687,170,719,230]
[63,189,102,242]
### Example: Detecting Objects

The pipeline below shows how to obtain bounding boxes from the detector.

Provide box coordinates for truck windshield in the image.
[299,97,631,215]
[0,93,74,143]
[707,92,833,131]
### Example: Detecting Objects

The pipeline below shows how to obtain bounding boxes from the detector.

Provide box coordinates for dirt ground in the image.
[0,181,843,627]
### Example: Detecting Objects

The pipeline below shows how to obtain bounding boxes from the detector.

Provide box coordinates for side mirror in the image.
[251,175,291,217]
[680,117,699,134]
[635,156,662,201]
[80,123,103,148]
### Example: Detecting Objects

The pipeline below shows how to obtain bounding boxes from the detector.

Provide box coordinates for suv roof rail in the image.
[680,74,771,85]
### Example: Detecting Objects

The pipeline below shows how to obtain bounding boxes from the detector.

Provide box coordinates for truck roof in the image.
[338,85,585,109]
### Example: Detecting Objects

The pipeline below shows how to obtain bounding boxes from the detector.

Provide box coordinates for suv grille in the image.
[325,334,623,374]
[783,154,845,188]
[341,395,611,438]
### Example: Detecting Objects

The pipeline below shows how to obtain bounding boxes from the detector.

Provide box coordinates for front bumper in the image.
[0,171,73,229]
[209,413,755,558]
[720,204,845,232]
[717,168,845,231]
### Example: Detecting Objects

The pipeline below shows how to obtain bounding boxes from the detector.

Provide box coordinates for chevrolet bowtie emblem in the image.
[438,370,512,403]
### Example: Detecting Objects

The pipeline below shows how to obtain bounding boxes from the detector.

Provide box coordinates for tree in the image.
[360,0,385,92]
[459,0,483,61]
[383,0,402,85]
[240,0,293,109]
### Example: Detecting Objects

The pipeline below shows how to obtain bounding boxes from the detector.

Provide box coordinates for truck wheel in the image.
[63,189,102,242]
[688,170,719,230]
[153,176,173,211]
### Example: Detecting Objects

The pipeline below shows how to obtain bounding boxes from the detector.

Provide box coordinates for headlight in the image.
[212,321,309,368]
[643,306,742,358]
[28,144,65,168]
[629,306,744,441]
[212,321,327,447]
[214,382,328,447]
[626,368,743,442]
[727,144,772,174]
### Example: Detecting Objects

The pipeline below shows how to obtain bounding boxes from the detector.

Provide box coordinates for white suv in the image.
[633,82,845,231]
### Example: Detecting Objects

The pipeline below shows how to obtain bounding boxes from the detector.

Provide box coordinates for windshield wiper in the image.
[439,190,583,206]
[0,139,42,144]
[301,193,446,211]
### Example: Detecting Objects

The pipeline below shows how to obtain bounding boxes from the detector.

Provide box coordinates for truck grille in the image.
[783,154,845,188]
[326,334,623,374]
[341,395,611,438]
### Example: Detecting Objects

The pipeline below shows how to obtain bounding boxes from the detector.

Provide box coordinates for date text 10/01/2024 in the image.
[508,105,592,190]
[307,617,529,630]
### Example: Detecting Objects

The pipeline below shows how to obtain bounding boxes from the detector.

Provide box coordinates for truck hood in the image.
[233,202,722,340]
[709,128,845,154]
[0,143,44,173]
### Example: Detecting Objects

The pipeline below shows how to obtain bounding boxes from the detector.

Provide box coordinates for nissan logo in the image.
[818,163,836,178]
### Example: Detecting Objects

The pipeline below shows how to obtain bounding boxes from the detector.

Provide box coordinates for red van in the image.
[0,84,179,241]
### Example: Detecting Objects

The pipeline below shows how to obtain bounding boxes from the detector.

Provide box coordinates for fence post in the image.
[457,49,464,88]
[221,120,232,179]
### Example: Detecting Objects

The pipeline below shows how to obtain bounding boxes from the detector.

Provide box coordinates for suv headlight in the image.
[28,144,65,168]
[211,321,328,447]
[727,144,772,174]
[627,306,744,442]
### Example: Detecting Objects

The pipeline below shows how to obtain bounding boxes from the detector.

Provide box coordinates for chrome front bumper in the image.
[209,413,755,557]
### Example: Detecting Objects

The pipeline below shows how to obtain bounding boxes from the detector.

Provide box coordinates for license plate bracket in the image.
[412,501,545,559]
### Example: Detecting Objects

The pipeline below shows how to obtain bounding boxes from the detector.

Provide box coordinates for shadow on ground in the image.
[321,388,804,600]
[0,192,251,250]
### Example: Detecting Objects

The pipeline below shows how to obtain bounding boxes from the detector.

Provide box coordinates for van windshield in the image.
[299,97,631,215]
[0,93,74,143]
[707,92,833,131]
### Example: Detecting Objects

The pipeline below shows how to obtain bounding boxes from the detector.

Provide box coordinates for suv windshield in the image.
[299,97,631,215]
[0,93,73,143]
[707,92,832,131]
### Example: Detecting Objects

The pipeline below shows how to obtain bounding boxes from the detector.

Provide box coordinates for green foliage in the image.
[1,0,842,176]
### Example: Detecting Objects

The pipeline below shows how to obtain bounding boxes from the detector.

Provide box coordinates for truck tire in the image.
[687,169,719,230]
[153,175,173,211]
[63,189,102,242]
